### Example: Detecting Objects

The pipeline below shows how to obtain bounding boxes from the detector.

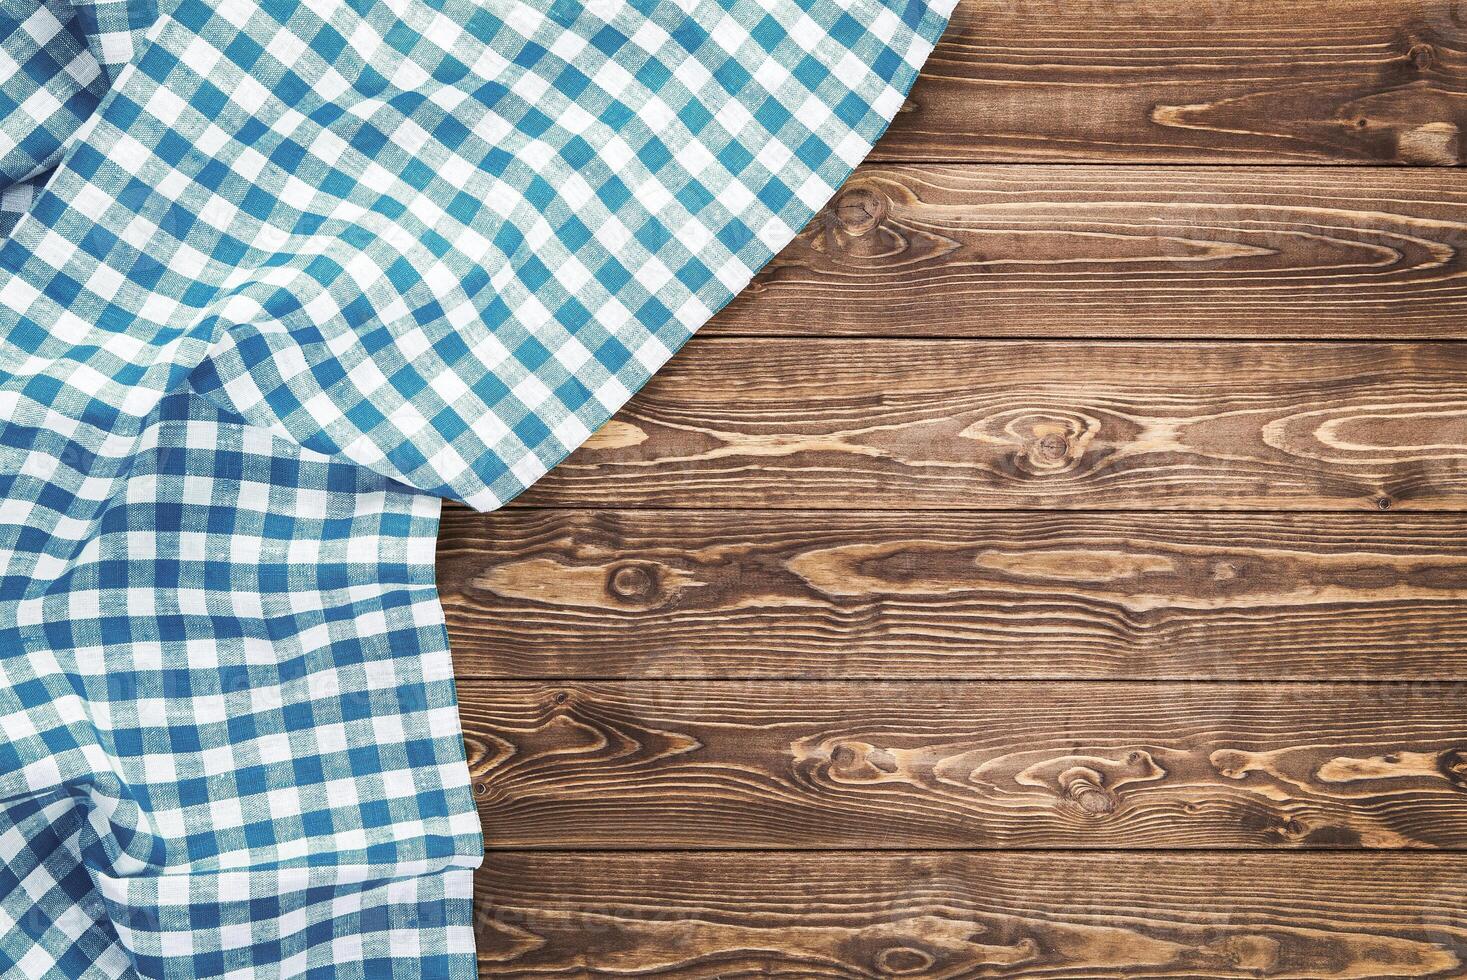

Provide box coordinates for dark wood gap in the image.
[482,845,1467,853]
[479,847,1467,857]
[476,504,1465,513]
[705,334,1467,345]
[869,160,1467,168]
[457,677,1467,685]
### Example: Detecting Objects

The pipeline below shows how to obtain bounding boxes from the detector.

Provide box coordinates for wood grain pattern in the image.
[509,340,1467,512]
[712,166,1467,339]
[465,2,1467,962]
[877,0,1467,164]
[477,851,1467,978]
[437,509,1467,681]
[463,681,1467,850]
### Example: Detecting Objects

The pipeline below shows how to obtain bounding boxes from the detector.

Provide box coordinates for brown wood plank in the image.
[878,0,1466,164]
[437,509,1467,681]
[711,166,1467,339]
[508,340,1467,512]
[477,851,1467,977]
[463,681,1467,850]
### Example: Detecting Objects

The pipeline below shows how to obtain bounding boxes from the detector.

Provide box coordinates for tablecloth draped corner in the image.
[0,0,954,975]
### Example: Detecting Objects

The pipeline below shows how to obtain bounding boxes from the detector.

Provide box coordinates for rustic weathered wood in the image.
[463,681,1467,850]
[477,851,1467,977]
[465,0,1467,955]
[508,340,1467,512]
[711,166,1467,339]
[437,509,1467,681]
[876,0,1467,164]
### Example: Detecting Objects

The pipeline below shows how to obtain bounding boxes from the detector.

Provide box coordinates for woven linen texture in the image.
[0,0,953,975]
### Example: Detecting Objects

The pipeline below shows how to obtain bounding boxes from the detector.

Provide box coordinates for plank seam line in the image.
[481,846,1467,856]
[454,677,1467,685]
[498,510,1467,516]
[866,160,1467,170]
[705,334,1467,344]
[450,506,1467,516]
[697,335,1467,346]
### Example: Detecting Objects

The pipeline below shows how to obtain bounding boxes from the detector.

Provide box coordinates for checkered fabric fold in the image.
[0,0,953,975]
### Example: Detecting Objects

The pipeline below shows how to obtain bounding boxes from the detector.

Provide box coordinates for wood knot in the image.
[832,185,888,237]
[1035,433,1071,464]
[1376,496,1393,511]
[1407,42,1435,70]
[607,564,658,602]
[876,946,934,975]
[827,741,901,782]
[1016,751,1163,809]
[1072,784,1114,815]
[1440,749,1467,786]
[1004,413,1096,476]
[1277,817,1309,841]
[1212,749,1255,780]
[1059,768,1116,815]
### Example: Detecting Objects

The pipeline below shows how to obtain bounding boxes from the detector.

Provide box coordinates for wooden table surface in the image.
[443,1,1467,975]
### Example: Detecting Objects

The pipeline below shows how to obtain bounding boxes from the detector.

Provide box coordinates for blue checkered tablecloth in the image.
[0,0,953,974]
